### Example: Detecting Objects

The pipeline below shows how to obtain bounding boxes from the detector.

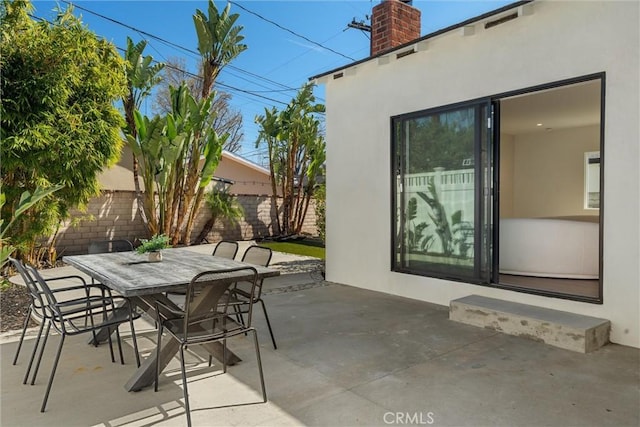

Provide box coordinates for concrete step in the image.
[449,295,610,353]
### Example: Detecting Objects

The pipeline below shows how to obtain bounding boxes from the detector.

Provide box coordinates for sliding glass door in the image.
[392,100,493,283]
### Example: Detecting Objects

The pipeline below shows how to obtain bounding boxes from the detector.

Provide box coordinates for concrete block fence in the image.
[50,190,318,255]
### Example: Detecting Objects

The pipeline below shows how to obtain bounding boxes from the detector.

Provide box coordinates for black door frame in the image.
[488,72,605,304]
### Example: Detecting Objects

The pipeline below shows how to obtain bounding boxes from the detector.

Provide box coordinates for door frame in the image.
[488,72,605,304]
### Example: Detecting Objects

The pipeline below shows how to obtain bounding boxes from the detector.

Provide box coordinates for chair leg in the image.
[13,305,33,365]
[129,303,141,368]
[115,327,125,365]
[259,299,277,350]
[106,326,116,363]
[24,320,47,385]
[179,345,192,427]
[232,304,244,327]
[154,324,163,392]
[222,338,227,374]
[250,329,267,403]
[40,333,66,412]
[29,322,51,386]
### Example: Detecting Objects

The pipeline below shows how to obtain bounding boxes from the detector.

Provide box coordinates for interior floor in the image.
[499,274,599,299]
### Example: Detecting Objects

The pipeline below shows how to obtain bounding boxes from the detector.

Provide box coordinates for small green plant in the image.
[135,234,170,254]
[314,184,326,243]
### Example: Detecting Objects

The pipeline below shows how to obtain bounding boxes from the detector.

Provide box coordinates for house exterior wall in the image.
[320,1,639,347]
[214,153,275,196]
[98,147,273,195]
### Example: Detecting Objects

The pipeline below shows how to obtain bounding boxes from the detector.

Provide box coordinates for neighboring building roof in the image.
[309,0,532,82]
[99,147,272,195]
[220,150,270,176]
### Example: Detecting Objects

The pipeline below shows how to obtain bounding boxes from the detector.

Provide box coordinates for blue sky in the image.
[31,0,513,165]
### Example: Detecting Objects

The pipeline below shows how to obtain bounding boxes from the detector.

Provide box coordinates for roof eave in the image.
[309,0,533,82]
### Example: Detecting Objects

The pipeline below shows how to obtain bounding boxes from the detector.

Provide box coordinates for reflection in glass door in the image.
[392,101,493,283]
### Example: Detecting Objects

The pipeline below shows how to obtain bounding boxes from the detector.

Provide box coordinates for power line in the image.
[228,1,357,62]
[30,10,291,107]
[62,0,331,95]
[61,0,300,95]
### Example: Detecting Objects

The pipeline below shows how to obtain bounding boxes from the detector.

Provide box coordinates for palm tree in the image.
[122,37,164,231]
[180,0,248,244]
[195,187,244,244]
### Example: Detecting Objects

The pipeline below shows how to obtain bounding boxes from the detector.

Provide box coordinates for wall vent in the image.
[396,48,416,60]
[484,12,518,29]
[333,72,344,80]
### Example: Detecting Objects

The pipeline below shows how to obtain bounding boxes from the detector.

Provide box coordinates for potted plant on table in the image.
[136,234,170,262]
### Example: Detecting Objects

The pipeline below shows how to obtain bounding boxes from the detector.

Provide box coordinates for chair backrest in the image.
[241,245,272,268]
[183,266,259,338]
[8,257,48,316]
[88,239,133,254]
[212,240,239,260]
[21,263,61,320]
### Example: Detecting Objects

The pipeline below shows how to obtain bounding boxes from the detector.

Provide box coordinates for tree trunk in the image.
[183,186,205,245]
[195,215,217,245]
[124,94,150,234]
[267,144,281,235]
[174,143,201,245]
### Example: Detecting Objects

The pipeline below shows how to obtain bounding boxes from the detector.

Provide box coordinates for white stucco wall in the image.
[320,1,640,347]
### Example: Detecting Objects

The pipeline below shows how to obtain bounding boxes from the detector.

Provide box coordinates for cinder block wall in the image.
[53,191,318,255]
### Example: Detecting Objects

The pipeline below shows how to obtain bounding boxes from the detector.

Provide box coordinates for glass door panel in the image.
[393,100,493,283]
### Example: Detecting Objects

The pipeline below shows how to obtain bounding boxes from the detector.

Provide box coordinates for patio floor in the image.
[1,247,639,426]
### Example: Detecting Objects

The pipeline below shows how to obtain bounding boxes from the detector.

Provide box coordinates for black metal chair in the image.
[166,240,240,302]
[11,258,140,412]
[154,266,267,427]
[87,239,134,254]
[230,245,277,349]
[9,257,123,377]
[211,240,239,260]
[87,238,136,364]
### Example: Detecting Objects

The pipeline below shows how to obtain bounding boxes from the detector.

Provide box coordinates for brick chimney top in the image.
[370,0,421,56]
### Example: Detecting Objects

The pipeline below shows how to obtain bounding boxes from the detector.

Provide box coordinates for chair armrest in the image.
[43,275,88,286]
[155,300,185,321]
[50,284,106,294]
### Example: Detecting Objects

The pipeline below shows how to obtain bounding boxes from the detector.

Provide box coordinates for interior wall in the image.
[499,134,515,218]
[510,125,600,218]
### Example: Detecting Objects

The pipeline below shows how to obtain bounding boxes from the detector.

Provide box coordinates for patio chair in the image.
[166,240,239,301]
[230,245,277,349]
[22,262,141,412]
[211,240,239,260]
[87,239,134,254]
[87,238,136,364]
[8,257,125,377]
[154,266,267,427]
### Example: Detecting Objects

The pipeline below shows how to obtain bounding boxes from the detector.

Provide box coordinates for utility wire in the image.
[30,11,291,107]
[61,0,324,94]
[229,1,356,62]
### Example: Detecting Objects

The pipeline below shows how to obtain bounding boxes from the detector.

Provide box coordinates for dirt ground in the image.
[0,283,34,332]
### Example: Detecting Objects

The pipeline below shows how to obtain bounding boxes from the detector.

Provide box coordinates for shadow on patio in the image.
[2,270,639,426]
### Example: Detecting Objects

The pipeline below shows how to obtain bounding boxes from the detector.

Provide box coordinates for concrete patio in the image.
[1,245,639,426]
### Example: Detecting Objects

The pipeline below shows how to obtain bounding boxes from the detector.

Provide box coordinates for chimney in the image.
[370,0,421,56]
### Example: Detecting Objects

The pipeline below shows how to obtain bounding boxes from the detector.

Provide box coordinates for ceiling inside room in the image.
[499,79,601,135]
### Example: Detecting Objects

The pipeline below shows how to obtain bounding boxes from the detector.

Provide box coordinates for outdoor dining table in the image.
[63,246,280,392]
